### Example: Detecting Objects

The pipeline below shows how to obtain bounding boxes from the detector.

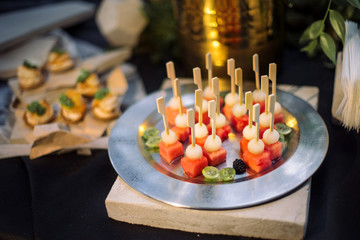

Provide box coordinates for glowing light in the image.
[204,8,216,15]
[138,124,146,135]
[286,118,298,128]
[209,30,218,39]
[212,41,220,48]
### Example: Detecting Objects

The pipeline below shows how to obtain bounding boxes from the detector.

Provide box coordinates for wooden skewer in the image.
[261,75,269,114]
[157,97,169,135]
[269,94,275,132]
[211,77,220,115]
[253,53,260,91]
[208,100,217,140]
[235,68,243,105]
[166,61,176,97]
[253,103,260,142]
[269,63,277,96]
[193,67,202,90]
[206,53,213,90]
[227,58,235,95]
[174,78,183,115]
[195,89,203,126]
[245,91,253,128]
[187,108,196,147]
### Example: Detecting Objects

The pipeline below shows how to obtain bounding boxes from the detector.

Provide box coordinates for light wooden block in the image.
[106,177,310,240]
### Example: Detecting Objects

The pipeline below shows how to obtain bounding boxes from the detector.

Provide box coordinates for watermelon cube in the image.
[274,113,284,124]
[159,141,184,163]
[264,141,283,160]
[222,104,233,120]
[207,124,231,142]
[254,101,265,113]
[166,107,187,126]
[195,111,210,125]
[203,147,227,166]
[171,126,190,142]
[181,156,208,178]
[189,135,208,148]
[230,115,249,132]
[240,137,250,153]
[243,150,271,173]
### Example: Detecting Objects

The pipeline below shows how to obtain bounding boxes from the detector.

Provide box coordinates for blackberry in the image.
[233,159,247,174]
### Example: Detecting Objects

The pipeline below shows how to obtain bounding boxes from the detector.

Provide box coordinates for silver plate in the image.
[108,84,328,209]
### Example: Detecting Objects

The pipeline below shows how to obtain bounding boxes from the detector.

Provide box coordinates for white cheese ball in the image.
[168,97,179,110]
[232,103,247,117]
[203,86,215,99]
[259,112,271,127]
[263,129,280,145]
[275,101,282,115]
[185,144,203,159]
[175,114,187,128]
[253,89,265,102]
[243,125,256,140]
[161,130,178,145]
[195,99,208,113]
[248,139,265,154]
[224,92,239,107]
[204,135,222,152]
[215,113,227,128]
[195,123,208,139]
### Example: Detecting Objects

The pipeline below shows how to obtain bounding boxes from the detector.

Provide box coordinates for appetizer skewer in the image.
[189,89,209,147]
[242,104,272,173]
[263,94,283,160]
[259,75,272,138]
[230,68,249,132]
[193,67,210,125]
[75,69,100,97]
[91,88,120,120]
[59,90,86,122]
[240,91,256,153]
[269,63,284,123]
[223,58,239,120]
[46,48,75,73]
[170,79,190,142]
[203,100,227,166]
[252,54,266,112]
[203,53,224,106]
[165,61,187,125]
[157,97,184,163]
[17,60,45,89]
[24,99,54,127]
[206,77,231,141]
[181,109,208,178]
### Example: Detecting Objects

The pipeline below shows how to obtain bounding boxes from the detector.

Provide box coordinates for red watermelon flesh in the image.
[207,124,231,141]
[274,113,284,124]
[264,141,283,160]
[189,135,208,148]
[240,137,250,153]
[254,101,265,113]
[166,107,187,126]
[243,150,271,173]
[181,156,208,178]
[171,126,190,142]
[195,111,210,125]
[230,115,249,132]
[203,147,227,166]
[222,104,233,120]
[159,141,184,163]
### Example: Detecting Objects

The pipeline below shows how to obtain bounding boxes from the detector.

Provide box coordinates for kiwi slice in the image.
[220,168,236,182]
[145,136,161,148]
[275,123,292,135]
[202,166,220,180]
[143,127,159,140]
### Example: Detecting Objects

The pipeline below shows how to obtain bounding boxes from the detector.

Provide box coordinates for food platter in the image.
[108,84,328,209]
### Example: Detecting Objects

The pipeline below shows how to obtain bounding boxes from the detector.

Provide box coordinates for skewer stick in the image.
[235,68,243,105]
[269,63,277,96]
[211,77,220,115]
[227,58,235,95]
[174,78,183,115]
[261,75,269,114]
[208,100,217,140]
[206,53,213,90]
[193,67,202,90]
[245,91,253,128]
[195,89,203,126]
[157,97,169,135]
[166,61,176,96]
[187,109,196,147]
[253,104,260,142]
[253,53,260,91]
[269,94,275,132]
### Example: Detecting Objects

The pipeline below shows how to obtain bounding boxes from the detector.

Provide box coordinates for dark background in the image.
[0,1,359,240]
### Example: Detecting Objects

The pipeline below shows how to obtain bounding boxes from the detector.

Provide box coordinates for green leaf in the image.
[27,101,46,116]
[59,93,74,108]
[94,88,109,100]
[320,32,337,64]
[52,48,65,55]
[329,10,345,44]
[347,0,360,9]
[308,20,325,39]
[299,26,311,45]
[76,69,91,83]
[301,39,318,55]
[23,60,38,69]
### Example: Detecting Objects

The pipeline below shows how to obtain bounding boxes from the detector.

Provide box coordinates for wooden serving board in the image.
[105,83,319,240]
